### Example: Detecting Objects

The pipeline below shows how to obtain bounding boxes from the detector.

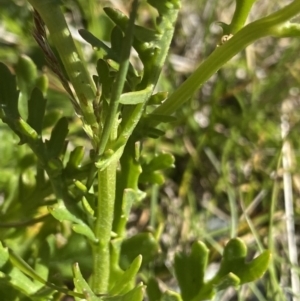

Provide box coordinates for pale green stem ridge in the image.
[152,0,300,120]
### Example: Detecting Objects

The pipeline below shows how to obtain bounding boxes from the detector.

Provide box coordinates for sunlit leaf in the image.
[110,255,142,295]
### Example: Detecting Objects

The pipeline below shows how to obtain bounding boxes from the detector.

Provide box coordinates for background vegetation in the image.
[0,0,300,300]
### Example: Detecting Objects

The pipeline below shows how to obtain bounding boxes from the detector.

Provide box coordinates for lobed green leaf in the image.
[174,241,209,301]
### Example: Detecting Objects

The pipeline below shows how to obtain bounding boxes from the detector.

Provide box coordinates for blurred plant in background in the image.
[0,0,300,300]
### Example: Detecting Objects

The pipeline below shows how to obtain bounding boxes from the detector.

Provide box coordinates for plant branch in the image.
[98,0,139,156]
[225,0,257,34]
[92,120,118,294]
[104,3,180,160]
[152,0,300,120]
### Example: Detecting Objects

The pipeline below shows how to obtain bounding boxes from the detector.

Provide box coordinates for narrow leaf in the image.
[8,248,47,286]
[110,255,142,295]
[79,28,114,57]
[49,202,96,241]
[67,146,85,170]
[81,195,95,216]
[111,26,123,56]
[97,59,113,97]
[27,87,47,134]
[46,117,69,158]
[144,127,165,138]
[72,224,98,242]
[0,62,20,118]
[17,118,39,140]
[104,7,160,42]
[174,241,209,301]
[73,262,94,295]
[48,202,84,224]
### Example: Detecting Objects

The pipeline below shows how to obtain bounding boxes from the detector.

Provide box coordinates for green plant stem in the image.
[113,138,142,237]
[152,0,300,120]
[27,0,98,141]
[92,119,118,294]
[114,4,180,148]
[98,0,138,156]
[228,0,257,34]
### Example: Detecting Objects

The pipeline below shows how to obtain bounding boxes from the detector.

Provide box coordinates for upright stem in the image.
[113,138,142,237]
[92,119,118,294]
[92,162,117,293]
[228,0,257,34]
[98,0,138,156]
[115,4,180,148]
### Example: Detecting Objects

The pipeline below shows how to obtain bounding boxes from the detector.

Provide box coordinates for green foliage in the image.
[1,0,300,300]
[173,239,271,300]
